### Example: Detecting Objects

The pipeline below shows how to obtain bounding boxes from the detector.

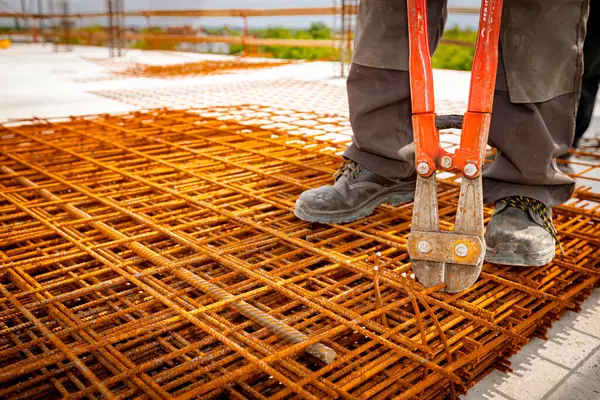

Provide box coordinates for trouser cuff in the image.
[482,178,576,207]
[343,143,415,182]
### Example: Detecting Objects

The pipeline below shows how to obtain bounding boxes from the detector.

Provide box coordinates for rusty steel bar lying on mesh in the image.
[0,165,336,365]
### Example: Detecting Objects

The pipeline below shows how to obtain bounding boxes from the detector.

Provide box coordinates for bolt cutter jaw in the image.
[408,174,486,293]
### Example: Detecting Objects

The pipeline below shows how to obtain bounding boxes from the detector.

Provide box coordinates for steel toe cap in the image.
[297,185,348,212]
[485,207,555,266]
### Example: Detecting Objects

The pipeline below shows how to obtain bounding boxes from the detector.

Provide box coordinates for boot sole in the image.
[484,244,555,267]
[294,190,414,224]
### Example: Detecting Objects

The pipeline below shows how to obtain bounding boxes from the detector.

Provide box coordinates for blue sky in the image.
[3,1,480,29]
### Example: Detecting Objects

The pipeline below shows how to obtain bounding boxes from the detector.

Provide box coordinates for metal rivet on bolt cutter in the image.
[463,163,478,177]
[441,156,452,169]
[418,241,432,254]
[417,162,430,175]
[454,243,469,258]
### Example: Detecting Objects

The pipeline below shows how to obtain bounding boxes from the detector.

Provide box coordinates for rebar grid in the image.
[118,60,294,79]
[90,78,466,119]
[0,106,598,400]
[77,58,294,82]
[88,81,597,181]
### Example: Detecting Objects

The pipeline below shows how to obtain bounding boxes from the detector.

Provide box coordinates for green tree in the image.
[258,23,335,60]
[131,26,177,51]
[307,22,332,39]
[264,26,293,39]
[431,26,477,70]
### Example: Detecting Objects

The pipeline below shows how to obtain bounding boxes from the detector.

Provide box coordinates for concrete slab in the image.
[544,372,600,400]
[577,347,600,379]
[464,352,570,400]
[462,291,600,400]
[566,290,600,338]
[536,327,600,369]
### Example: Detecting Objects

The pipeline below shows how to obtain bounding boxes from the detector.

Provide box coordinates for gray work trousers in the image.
[574,0,600,148]
[344,0,589,207]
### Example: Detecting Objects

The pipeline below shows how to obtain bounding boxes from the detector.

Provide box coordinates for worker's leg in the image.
[343,0,447,181]
[483,52,576,265]
[484,0,589,266]
[574,78,600,149]
[295,0,447,223]
[483,50,577,208]
[574,0,600,149]
[342,65,415,181]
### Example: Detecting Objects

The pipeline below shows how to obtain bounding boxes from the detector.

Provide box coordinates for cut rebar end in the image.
[306,343,336,364]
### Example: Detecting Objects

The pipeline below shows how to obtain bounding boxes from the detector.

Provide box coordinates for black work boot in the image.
[294,160,416,223]
[485,196,559,266]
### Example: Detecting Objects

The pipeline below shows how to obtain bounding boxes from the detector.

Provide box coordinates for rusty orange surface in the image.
[0,106,598,399]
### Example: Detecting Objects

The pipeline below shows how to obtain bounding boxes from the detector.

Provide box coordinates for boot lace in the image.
[503,196,563,254]
[333,160,362,180]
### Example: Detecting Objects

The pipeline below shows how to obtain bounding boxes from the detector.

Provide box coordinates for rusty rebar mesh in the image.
[77,57,293,82]
[0,106,598,400]
[88,80,598,177]
[90,78,467,118]
[118,60,294,79]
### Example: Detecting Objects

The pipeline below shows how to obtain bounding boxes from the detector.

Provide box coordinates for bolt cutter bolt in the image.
[464,163,478,177]
[441,156,453,169]
[454,243,469,258]
[418,240,432,254]
[417,162,430,175]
